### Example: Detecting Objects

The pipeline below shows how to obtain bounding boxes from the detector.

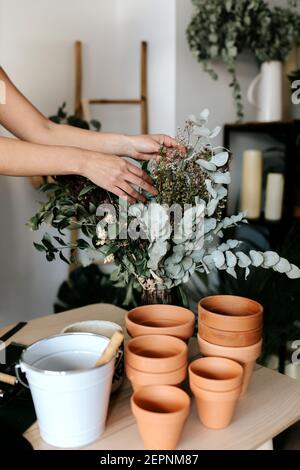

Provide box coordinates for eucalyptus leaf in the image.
[262,251,280,268]
[225,250,237,267]
[249,250,264,267]
[286,264,300,279]
[212,171,231,184]
[78,184,96,197]
[211,151,229,167]
[211,249,225,268]
[196,159,217,172]
[236,252,251,267]
[209,126,221,138]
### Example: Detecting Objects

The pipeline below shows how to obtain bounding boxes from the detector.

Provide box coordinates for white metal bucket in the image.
[16,333,114,448]
[61,321,124,392]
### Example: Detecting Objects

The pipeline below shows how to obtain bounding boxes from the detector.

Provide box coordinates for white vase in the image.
[247,61,283,122]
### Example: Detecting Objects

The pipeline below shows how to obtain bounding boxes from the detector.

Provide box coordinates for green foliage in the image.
[250,7,300,64]
[54,264,139,312]
[187,0,300,120]
[49,102,101,131]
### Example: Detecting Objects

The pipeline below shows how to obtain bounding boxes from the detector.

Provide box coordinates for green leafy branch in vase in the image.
[28,109,300,305]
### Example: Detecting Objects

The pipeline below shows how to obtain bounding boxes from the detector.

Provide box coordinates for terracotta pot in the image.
[126,335,188,373]
[188,357,243,392]
[198,295,263,332]
[197,335,262,396]
[126,362,187,391]
[126,304,195,341]
[198,321,262,347]
[190,382,241,429]
[131,385,190,450]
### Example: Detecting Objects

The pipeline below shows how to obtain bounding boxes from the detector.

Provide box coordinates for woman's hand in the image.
[123,134,182,161]
[83,152,158,204]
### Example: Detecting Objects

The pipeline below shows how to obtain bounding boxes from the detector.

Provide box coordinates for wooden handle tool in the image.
[95,331,124,367]
[0,372,17,386]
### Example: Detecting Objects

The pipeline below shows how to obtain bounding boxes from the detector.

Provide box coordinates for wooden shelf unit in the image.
[223,120,300,238]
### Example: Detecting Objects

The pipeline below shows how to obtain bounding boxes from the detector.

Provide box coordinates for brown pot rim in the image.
[126,361,187,379]
[198,295,263,332]
[126,335,188,372]
[126,304,195,339]
[131,385,190,420]
[197,334,262,361]
[198,321,262,347]
[190,381,242,400]
[188,357,243,392]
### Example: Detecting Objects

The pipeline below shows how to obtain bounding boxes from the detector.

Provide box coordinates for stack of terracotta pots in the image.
[125,304,195,449]
[125,334,188,391]
[188,357,244,429]
[198,295,263,395]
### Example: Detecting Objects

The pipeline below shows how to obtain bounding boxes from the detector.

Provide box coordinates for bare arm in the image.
[0,136,156,204]
[0,67,179,202]
[0,67,178,160]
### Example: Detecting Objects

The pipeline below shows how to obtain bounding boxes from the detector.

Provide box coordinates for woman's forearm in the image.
[0,136,157,204]
[41,122,133,156]
[0,67,132,157]
[0,136,85,177]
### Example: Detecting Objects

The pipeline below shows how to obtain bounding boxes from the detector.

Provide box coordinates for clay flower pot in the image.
[190,382,241,429]
[198,295,263,332]
[197,335,262,396]
[198,321,262,347]
[125,304,195,341]
[126,335,188,373]
[126,362,187,391]
[131,385,190,450]
[188,357,243,392]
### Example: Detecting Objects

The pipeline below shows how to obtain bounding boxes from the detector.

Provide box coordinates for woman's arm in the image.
[0,136,157,204]
[0,67,178,160]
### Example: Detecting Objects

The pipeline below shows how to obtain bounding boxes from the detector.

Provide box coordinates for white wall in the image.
[114,0,176,136]
[0,0,176,326]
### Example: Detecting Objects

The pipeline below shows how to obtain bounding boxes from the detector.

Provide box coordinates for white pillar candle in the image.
[240,150,263,219]
[264,173,285,221]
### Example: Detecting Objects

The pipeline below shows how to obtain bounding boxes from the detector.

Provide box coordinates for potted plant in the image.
[187,0,300,121]
[247,6,300,121]
[28,109,300,305]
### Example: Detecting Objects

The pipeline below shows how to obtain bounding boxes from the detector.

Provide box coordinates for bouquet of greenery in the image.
[29,109,300,304]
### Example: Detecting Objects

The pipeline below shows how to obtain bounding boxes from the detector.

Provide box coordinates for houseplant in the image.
[187,0,300,120]
[28,109,300,305]
[247,6,300,121]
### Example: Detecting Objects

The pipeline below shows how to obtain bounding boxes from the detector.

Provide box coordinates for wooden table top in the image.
[1,303,300,450]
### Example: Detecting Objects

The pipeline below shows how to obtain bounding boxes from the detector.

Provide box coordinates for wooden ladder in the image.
[70,40,149,272]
